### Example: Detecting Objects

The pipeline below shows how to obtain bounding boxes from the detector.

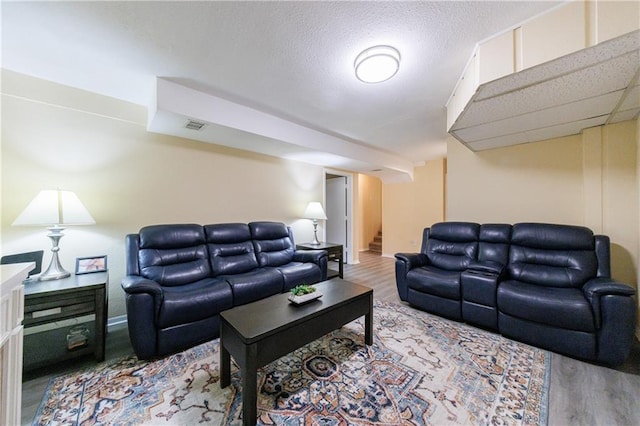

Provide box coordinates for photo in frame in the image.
[75,255,108,275]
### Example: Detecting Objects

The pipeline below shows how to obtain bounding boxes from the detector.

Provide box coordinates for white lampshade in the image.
[12,189,95,281]
[302,202,327,220]
[354,45,401,83]
[13,189,95,226]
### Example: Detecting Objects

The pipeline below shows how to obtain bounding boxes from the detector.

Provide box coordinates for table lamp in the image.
[12,189,95,281]
[302,201,327,245]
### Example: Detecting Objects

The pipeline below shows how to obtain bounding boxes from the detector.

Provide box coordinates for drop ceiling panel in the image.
[457,52,637,129]
[524,116,607,143]
[466,133,530,150]
[450,30,639,152]
[609,108,640,124]
[453,90,622,142]
[617,84,640,111]
[474,31,640,101]
[466,115,608,151]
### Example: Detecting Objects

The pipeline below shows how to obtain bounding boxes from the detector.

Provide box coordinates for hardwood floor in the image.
[21,251,640,425]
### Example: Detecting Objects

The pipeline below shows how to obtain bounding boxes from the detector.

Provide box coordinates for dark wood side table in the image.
[296,242,343,279]
[23,271,108,371]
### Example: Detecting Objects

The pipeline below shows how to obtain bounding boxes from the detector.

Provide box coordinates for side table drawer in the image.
[24,290,96,326]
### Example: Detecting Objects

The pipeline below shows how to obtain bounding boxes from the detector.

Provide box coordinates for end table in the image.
[296,242,343,279]
[23,271,108,371]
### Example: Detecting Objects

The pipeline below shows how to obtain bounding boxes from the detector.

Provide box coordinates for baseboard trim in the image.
[382,253,394,259]
[108,315,128,331]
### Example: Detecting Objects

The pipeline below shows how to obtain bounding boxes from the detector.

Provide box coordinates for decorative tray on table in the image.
[288,285,322,305]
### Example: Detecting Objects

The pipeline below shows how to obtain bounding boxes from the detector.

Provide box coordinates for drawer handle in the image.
[32,307,62,318]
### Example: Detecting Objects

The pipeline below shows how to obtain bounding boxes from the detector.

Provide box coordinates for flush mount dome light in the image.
[354,45,400,83]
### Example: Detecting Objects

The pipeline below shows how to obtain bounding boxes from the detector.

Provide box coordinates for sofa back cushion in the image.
[205,223,259,276]
[478,224,511,265]
[425,222,480,271]
[508,223,597,288]
[249,221,294,267]
[138,224,211,287]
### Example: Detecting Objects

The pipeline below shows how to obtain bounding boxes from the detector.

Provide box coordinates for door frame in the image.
[324,168,355,265]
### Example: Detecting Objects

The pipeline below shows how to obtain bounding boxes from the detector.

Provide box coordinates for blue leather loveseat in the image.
[122,221,327,359]
[395,222,637,366]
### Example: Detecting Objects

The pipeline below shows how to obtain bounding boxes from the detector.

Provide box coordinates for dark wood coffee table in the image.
[219,278,373,426]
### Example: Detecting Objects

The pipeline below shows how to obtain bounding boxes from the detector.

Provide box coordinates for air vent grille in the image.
[185,120,207,131]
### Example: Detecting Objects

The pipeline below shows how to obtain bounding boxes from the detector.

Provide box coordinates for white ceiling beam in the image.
[148,78,414,182]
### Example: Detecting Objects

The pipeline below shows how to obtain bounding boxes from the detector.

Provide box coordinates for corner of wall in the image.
[636,114,640,340]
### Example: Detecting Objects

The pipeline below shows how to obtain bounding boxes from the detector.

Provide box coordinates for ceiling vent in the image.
[185,119,207,131]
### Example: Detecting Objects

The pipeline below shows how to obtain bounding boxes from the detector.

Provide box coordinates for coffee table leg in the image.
[220,343,230,388]
[242,344,258,426]
[365,295,373,345]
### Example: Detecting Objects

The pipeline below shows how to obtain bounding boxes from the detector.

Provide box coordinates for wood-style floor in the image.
[21,251,640,425]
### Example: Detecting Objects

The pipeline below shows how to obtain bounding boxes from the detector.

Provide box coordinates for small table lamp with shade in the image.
[12,189,95,281]
[302,201,327,246]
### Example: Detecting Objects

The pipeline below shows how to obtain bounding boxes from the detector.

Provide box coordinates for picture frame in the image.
[75,255,108,275]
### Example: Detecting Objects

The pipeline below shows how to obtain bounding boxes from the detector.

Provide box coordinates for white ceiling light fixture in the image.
[354,45,401,83]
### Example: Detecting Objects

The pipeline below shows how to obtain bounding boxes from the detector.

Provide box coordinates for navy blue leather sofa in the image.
[395,222,637,366]
[122,221,327,359]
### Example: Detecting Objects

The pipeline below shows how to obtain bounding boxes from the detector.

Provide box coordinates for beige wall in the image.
[382,159,445,257]
[1,70,325,319]
[356,174,382,253]
[447,134,585,224]
[447,121,639,335]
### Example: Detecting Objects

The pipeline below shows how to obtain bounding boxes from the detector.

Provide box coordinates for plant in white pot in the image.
[288,284,322,304]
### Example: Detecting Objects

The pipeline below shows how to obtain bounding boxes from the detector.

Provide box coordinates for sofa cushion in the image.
[498,280,595,332]
[508,224,597,288]
[205,223,259,276]
[250,221,295,267]
[139,223,205,249]
[478,224,511,265]
[511,223,595,250]
[426,222,479,271]
[222,268,284,306]
[157,278,233,328]
[407,266,462,300]
[138,224,211,287]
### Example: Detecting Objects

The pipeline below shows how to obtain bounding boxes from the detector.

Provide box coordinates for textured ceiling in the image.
[1,1,562,178]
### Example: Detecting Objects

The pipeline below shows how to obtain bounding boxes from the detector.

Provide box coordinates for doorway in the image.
[324,170,354,264]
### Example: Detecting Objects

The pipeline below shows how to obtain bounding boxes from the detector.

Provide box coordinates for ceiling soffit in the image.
[147,78,416,183]
[449,30,640,150]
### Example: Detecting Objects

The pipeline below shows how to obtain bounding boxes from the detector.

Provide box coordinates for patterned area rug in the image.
[34,301,549,425]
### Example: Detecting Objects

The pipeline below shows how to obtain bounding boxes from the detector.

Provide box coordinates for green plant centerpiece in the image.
[288,284,322,304]
[290,284,316,296]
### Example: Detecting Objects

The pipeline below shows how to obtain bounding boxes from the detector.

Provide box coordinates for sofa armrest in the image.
[582,278,637,365]
[394,253,428,269]
[583,278,635,323]
[467,260,504,275]
[121,275,163,297]
[293,249,327,264]
[583,277,636,299]
[394,253,428,301]
[293,249,328,281]
[121,276,164,360]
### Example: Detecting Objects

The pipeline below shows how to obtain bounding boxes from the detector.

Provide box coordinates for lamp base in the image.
[40,225,71,281]
[39,266,71,281]
[40,252,71,281]
[310,222,321,245]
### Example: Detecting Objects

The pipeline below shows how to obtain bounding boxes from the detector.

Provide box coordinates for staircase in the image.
[368,231,382,254]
